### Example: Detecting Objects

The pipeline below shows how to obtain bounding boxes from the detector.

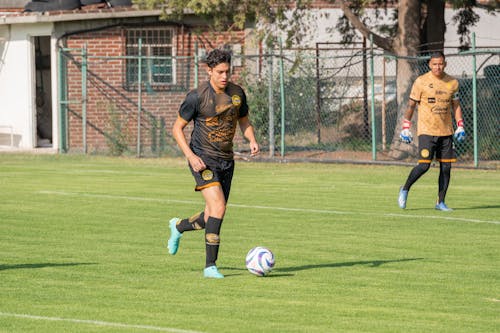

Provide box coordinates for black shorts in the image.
[417,135,456,163]
[189,157,235,201]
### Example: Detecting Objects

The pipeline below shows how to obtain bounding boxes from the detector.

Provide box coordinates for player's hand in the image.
[454,126,465,143]
[400,119,413,144]
[400,129,413,144]
[249,141,260,157]
[454,119,465,143]
[187,154,206,172]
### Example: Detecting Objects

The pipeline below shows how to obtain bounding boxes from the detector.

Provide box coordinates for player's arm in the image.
[238,115,260,156]
[452,99,466,142]
[400,99,417,144]
[172,116,206,172]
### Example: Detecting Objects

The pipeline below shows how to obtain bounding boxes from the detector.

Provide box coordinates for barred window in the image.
[125,28,175,89]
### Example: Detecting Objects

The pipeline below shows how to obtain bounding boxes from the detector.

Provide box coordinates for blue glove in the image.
[400,129,413,144]
[454,126,465,143]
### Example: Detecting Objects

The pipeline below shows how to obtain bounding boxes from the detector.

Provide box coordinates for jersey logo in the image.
[232,95,241,107]
[201,169,214,181]
[420,149,430,159]
[428,97,436,103]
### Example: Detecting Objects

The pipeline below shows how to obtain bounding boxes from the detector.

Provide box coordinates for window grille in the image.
[125,28,177,90]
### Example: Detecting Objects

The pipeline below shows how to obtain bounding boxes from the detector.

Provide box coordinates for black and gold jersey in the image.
[178,81,249,160]
[410,71,459,136]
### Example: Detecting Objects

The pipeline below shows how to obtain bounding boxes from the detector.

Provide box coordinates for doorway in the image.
[34,36,52,147]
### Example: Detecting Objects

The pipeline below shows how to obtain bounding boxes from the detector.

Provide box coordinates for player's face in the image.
[429,57,446,78]
[208,62,230,93]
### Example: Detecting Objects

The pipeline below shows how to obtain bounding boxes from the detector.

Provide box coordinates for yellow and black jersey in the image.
[178,81,249,161]
[410,71,459,136]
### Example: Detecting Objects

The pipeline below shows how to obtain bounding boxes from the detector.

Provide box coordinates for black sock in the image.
[205,216,223,268]
[176,212,205,233]
[403,163,430,191]
[438,162,451,203]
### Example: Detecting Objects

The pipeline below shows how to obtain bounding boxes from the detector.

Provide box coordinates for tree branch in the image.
[340,2,393,52]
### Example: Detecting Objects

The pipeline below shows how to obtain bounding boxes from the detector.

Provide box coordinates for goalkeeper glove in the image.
[399,119,413,144]
[454,119,465,143]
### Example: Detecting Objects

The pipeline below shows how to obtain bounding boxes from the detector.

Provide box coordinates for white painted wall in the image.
[303,8,500,49]
[0,22,54,149]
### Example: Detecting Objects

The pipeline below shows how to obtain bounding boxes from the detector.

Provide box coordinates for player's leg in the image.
[435,136,456,211]
[437,161,451,203]
[399,135,434,208]
[201,162,234,278]
[168,164,217,255]
[201,185,226,278]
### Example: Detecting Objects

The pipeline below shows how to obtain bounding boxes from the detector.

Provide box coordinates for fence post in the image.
[279,38,285,157]
[369,34,376,160]
[58,48,67,153]
[82,44,87,154]
[137,38,142,157]
[471,32,478,168]
[268,48,275,157]
[194,41,198,88]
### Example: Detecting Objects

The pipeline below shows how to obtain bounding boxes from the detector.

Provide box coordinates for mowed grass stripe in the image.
[37,190,500,225]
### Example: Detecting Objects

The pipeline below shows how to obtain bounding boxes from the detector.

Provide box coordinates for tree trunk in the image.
[388,0,422,159]
[423,0,446,52]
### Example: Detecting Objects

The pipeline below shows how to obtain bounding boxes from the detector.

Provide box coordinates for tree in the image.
[337,0,494,157]
[134,0,496,158]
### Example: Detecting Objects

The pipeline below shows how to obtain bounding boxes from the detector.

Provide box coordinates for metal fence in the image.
[58,39,499,168]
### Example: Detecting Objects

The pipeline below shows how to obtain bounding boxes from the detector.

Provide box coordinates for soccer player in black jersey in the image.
[168,49,260,278]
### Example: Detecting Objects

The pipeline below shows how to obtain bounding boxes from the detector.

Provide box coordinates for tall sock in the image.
[176,212,205,233]
[438,162,451,203]
[403,163,430,191]
[205,216,223,268]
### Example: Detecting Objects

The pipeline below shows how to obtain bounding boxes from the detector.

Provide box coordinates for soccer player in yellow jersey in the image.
[398,52,466,211]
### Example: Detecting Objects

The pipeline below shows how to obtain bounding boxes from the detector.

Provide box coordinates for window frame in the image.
[124,27,177,90]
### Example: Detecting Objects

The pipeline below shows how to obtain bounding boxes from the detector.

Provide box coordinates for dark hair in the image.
[429,51,445,60]
[204,49,231,68]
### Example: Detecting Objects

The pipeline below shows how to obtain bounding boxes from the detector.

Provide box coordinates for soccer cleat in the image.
[398,186,408,209]
[167,218,182,255]
[203,266,224,279]
[435,202,453,212]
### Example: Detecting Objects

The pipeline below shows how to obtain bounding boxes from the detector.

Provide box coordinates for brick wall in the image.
[64,24,246,155]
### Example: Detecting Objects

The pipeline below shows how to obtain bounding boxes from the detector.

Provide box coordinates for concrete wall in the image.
[0,22,55,148]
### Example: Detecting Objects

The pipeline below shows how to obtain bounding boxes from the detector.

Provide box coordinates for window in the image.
[125,28,175,89]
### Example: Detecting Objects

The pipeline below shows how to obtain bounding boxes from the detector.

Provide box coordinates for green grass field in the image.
[0,154,498,333]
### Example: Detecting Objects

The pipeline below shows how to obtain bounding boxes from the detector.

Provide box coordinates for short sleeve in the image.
[238,90,249,118]
[409,77,422,102]
[452,80,460,100]
[178,90,199,122]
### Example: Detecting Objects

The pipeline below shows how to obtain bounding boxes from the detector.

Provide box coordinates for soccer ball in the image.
[245,246,275,276]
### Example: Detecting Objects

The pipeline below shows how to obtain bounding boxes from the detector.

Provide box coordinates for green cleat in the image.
[203,266,224,279]
[167,218,182,255]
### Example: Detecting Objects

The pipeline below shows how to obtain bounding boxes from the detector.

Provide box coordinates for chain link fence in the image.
[58,43,499,167]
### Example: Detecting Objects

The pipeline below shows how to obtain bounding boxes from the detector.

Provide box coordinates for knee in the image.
[416,162,431,173]
[206,202,226,219]
[441,162,451,173]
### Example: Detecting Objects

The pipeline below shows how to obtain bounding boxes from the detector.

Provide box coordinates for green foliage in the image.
[105,103,130,156]
[338,0,492,51]
[134,0,312,45]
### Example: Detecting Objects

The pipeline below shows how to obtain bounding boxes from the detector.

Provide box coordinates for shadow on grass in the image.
[452,205,500,210]
[276,258,424,273]
[221,258,424,277]
[0,263,96,271]
[400,204,500,211]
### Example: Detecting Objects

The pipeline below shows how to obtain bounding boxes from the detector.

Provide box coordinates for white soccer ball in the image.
[245,246,275,276]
